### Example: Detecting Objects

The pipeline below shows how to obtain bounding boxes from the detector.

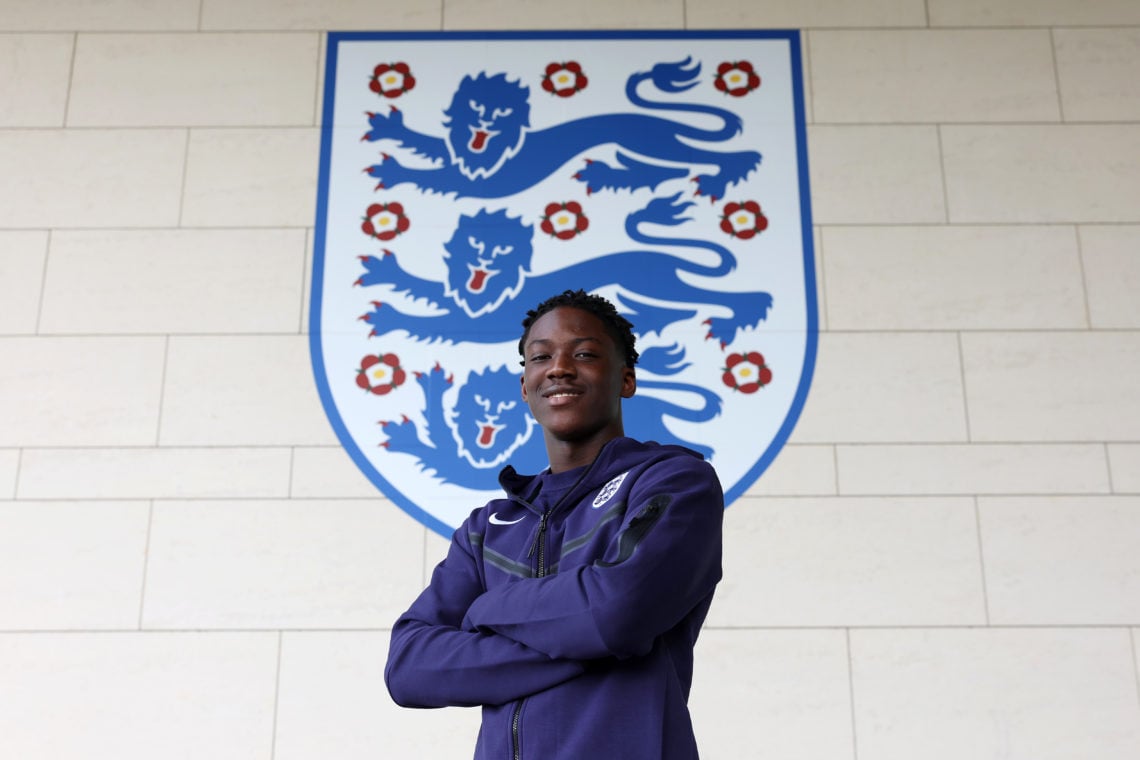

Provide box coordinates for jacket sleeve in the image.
[462,456,723,661]
[384,518,585,708]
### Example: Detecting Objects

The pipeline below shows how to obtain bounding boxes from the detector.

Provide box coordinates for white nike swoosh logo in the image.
[489,512,526,525]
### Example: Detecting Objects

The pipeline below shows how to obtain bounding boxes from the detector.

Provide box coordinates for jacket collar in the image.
[498,436,650,508]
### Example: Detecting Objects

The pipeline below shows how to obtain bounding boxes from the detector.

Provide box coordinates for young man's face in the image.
[520,306,636,450]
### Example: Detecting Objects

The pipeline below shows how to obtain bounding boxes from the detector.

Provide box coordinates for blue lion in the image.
[357,193,773,349]
[363,58,761,201]
[379,348,722,489]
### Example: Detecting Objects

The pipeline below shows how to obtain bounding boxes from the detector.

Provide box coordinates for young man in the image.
[385,289,724,759]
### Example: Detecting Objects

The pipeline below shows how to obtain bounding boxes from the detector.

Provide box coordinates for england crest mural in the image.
[312,30,817,536]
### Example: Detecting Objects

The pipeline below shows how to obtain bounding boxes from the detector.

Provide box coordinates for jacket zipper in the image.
[511,701,522,760]
[509,456,600,760]
[513,508,549,759]
[525,508,550,572]
[535,509,550,577]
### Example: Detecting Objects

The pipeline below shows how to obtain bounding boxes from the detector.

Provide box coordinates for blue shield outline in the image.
[311,29,817,537]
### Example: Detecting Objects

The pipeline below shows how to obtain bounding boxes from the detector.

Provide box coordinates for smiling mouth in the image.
[544,390,582,400]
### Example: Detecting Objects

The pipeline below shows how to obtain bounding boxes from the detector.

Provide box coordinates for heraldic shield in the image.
[311,30,817,536]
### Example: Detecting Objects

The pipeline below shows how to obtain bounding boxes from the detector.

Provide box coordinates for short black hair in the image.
[518,289,639,368]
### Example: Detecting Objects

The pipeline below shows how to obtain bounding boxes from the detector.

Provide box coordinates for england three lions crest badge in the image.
[311,30,817,536]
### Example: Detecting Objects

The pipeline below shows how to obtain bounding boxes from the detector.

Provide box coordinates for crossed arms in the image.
[384,457,723,708]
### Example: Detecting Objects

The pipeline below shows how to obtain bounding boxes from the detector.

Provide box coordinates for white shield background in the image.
[312,31,817,536]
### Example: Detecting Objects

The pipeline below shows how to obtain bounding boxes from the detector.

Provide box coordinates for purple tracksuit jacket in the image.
[385,436,724,759]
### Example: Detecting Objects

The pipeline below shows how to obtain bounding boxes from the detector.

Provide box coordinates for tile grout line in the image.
[311,32,324,129]
[62,32,77,127]
[298,227,312,335]
[816,226,829,334]
[1073,225,1093,329]
[137,499,155,630]
[270,630,283,760]
[33,231,51,335]
[974,496,992,625]
[176,128,192,228]
[154,335,171,447]
[935,123,951,224]
[1048,28,1067,123]
[845,628,860,760]
[955,331,973,442]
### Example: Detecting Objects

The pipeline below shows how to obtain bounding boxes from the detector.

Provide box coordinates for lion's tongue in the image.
[479,425,496,447]
[468,268,488,292]
[469,130,489,152]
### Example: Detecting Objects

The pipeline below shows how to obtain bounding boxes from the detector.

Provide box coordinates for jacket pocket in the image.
[596,494,671,567]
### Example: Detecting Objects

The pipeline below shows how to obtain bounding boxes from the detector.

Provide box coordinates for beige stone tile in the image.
[691,629,854,760]
[689,0,925,27]
[823,226,1087,330]
[275,632,481,760]
[182,128,320,227]
[962,332,1140,442]
[159,335,338,446]
[1056,28,1140,122]
[943,125,1140,224]
[0,34,72,127]
[808,126,945,224]
[202,0,442,30]
[0,450,16,499]
[40,229,306,334]
[18,447,292,500]
[981,495,1140,625]
[0,0,200,30]
[812,30,1058,124]
[68,33,320,127]
[443,0,684,29]
[1108,444,1140,493]
[742,444,837,496]
[0,336,165,447]
[1081,225,1140,329]
[851,628,1140,760]
[929,0,1140,26]
[0,129,185,228]
[291,446,382,498]
[792,332,968,443]
[0,632,278,760]
[0,501,148,630]
[142,498,421,628]
[0,231,47,335]
[709,496,986,627]
[838,443,1111,496]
